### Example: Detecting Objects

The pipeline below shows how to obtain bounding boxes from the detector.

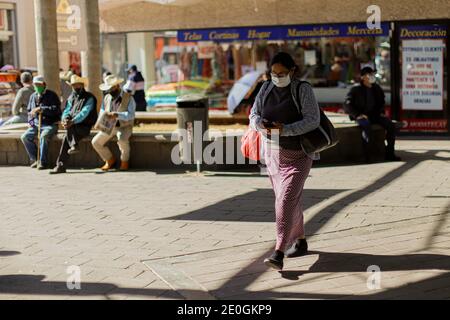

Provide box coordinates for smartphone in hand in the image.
[262,119,276,129]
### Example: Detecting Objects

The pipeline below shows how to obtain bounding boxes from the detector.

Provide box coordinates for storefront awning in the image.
[178,22,390,42]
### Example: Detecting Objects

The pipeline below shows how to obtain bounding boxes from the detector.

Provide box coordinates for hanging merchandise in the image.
[233,45,241,80]
[190,49,198,79]
[212,47,220,80]
[180,48,192,80]
[202,59,212,78]
[227,45,235,80]
[197,58,204,77]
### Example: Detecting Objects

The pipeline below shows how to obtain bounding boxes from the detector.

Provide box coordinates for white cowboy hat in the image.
[67,74,87,86]
[99,74,124,92]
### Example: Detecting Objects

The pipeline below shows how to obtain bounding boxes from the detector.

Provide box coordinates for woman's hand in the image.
[260,120,284,135]
[270,122,284,135]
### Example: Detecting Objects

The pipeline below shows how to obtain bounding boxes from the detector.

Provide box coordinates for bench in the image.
[0,122,387,169]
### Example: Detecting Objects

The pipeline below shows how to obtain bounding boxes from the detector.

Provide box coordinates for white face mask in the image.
[368,75,377,84]
[272,74,291,88]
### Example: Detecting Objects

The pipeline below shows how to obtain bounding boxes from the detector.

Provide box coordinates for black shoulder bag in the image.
[292,81,339,154]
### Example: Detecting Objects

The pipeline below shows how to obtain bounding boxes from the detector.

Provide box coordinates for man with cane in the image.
[21,76,61,170]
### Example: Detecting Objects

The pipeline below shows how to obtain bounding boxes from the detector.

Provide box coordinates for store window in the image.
[149,23,391,112]
[0,7,18,67]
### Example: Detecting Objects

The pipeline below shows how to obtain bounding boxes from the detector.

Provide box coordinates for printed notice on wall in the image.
[402,39,445,111]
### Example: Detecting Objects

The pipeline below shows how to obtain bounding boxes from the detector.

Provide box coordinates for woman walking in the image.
[249,52,321,270]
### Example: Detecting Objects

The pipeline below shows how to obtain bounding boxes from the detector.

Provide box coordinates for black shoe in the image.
[264,250,284,271]
[286,239,309,258]
[50,166,66,175]
[30,161,38,169]
[385,154,402,162]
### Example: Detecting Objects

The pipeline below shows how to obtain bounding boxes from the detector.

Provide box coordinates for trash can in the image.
[176,94,209,165]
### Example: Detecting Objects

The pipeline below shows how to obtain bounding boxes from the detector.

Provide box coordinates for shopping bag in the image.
[241,128,261,161]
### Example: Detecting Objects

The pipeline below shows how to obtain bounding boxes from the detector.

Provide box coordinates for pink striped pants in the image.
[265,146,313,252]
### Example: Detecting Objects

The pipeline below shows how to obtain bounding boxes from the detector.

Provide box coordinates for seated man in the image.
[344,66,401,162]
[92,75,136,171]
[21,76,61,170]
[51,75,98,174]
[2,72,34,126]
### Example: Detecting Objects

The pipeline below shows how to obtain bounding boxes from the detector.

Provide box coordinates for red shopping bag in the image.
[241,128,261,161]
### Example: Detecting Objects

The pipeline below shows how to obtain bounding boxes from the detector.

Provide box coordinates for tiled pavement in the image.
[0,137,449,300]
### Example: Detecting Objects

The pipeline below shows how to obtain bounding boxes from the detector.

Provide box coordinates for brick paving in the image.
[0,137,449,300]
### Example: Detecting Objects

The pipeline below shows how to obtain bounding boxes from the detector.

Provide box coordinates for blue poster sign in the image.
[399,25,447,39]
[177,22,390,42]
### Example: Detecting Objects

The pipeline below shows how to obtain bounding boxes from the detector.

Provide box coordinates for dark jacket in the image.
[344,83,385,120]
[64,90,98,127]
[28,89,62,126]
[127,71,147,111]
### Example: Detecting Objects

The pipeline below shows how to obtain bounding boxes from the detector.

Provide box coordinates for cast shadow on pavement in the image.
[211,149,450,298]
[159,189,348,223]
[279,251,450,280]
[0,251,21,257]
[0,274,184,299]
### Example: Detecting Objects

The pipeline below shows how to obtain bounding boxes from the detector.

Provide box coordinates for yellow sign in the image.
[57,0,71,14]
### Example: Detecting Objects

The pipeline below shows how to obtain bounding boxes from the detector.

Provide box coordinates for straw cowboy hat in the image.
[99,74,124,92]
[67,74,87,86]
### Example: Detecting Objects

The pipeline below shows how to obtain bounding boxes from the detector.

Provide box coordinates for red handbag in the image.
[241,128,261,161]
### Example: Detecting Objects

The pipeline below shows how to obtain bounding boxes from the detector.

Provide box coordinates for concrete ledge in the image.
[0,125,386,169]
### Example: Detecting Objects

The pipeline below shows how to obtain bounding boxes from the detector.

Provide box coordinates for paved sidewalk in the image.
[0,138,449,300]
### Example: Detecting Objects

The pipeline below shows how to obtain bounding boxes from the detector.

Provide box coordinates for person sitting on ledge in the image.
[51,75,98,174]
[92,75,136,172]
[21,76,61,170]
[344,66,401,163]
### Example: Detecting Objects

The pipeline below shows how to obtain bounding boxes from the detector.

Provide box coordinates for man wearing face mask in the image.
[92,75,136,171]
[21,76,61,170]
[344,66,400,162]
[51,75,98,174]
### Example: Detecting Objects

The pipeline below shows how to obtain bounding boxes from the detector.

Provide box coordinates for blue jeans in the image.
[356,116,397,158]
[21,124,58,166]
[2,115,28,126]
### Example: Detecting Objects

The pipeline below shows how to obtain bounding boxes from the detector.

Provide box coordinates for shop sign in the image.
[402,39,445,111]
[177,22,389,42]
[56,0,87,51]
[400,25,447,39]
[282,23,389,39]
[401,119,448,132]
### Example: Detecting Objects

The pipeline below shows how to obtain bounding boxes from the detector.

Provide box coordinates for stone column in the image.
[82,0,102,110]
[34,0,60,95]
